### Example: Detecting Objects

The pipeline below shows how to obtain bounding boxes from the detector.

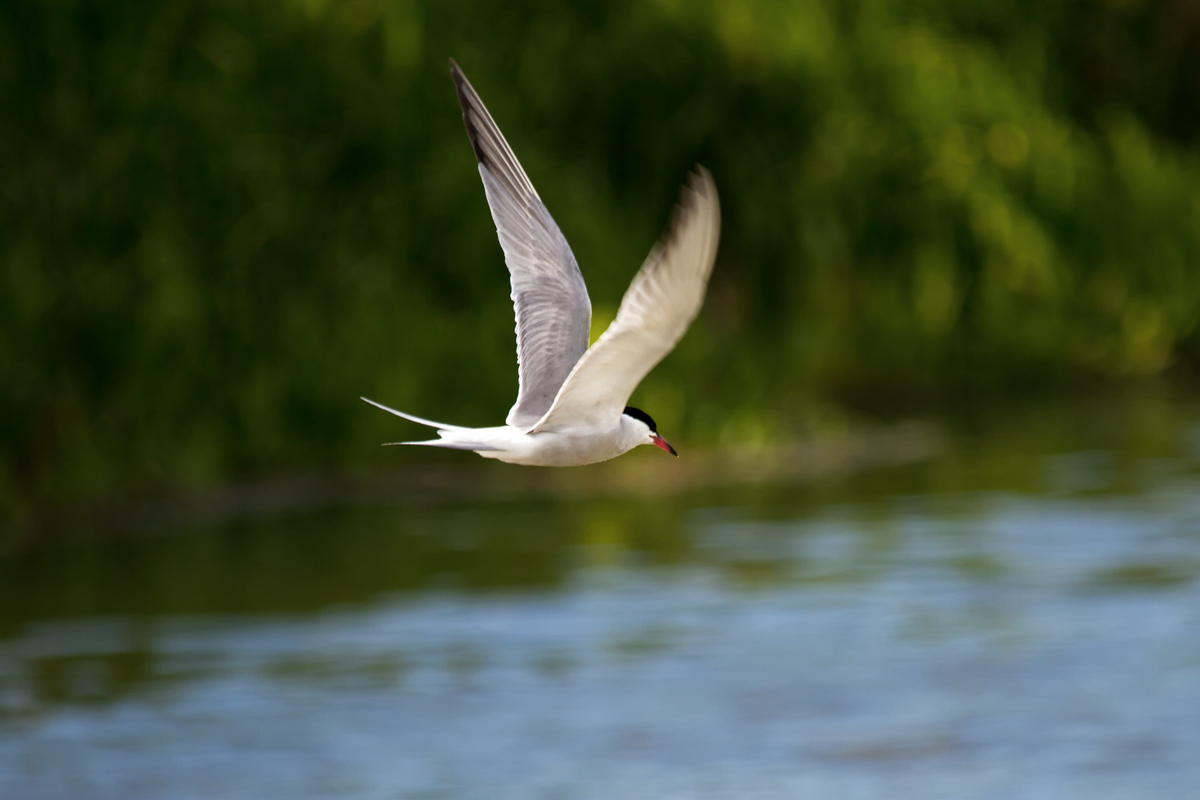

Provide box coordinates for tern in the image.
[362,60,720,467]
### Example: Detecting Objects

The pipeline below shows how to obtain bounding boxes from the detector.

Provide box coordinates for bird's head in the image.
[622,406,677,456]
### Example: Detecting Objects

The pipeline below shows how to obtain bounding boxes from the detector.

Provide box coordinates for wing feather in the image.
[450,60,591,431]
[529,168,720,434]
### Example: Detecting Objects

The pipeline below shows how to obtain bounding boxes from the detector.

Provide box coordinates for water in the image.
[2,397,1199,799]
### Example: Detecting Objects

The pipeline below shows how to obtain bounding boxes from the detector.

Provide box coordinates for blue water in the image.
[2,402,1199,799]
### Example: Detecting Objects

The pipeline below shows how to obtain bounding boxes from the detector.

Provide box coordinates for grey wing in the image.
[530,168,720,434]
[451,60,592,431]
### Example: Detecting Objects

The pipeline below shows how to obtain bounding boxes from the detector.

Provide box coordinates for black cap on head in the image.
[622,406,657,432]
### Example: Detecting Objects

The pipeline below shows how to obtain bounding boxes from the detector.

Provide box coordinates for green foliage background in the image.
[3,0,1200,513]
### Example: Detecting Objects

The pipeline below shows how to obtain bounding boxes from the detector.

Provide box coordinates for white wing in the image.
[451,60,592,431]
[530,168,720,434]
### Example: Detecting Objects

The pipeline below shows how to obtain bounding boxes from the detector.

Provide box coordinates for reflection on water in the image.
[2,396,1200,798]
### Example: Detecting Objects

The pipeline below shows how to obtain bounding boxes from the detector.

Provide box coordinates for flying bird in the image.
[362,59,720,467]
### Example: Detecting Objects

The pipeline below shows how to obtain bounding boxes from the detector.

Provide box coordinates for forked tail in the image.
[361,397,501,452]
[360,397,466,430]
[385,439,501,451]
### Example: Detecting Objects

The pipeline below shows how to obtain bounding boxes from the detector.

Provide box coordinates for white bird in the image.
[362,59,720,467]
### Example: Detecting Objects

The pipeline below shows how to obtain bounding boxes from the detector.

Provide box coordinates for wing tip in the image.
[449,57,470,95]
[450,64,490,168]
[448,58,540,208]
[659,165,720,254]
[685,164,717,207]
[451,58,511,178]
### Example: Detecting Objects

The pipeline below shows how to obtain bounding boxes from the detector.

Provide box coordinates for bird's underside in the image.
[362,59,720,467]
[362,397,661,467]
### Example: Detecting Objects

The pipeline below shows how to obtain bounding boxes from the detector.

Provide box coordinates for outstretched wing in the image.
[451,60,592,431]
[529,168,720,434]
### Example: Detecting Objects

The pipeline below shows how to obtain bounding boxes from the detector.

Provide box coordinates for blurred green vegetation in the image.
[3,0,1200,514]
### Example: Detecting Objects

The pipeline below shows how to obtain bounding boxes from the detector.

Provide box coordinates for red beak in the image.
[652,434,678,457]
